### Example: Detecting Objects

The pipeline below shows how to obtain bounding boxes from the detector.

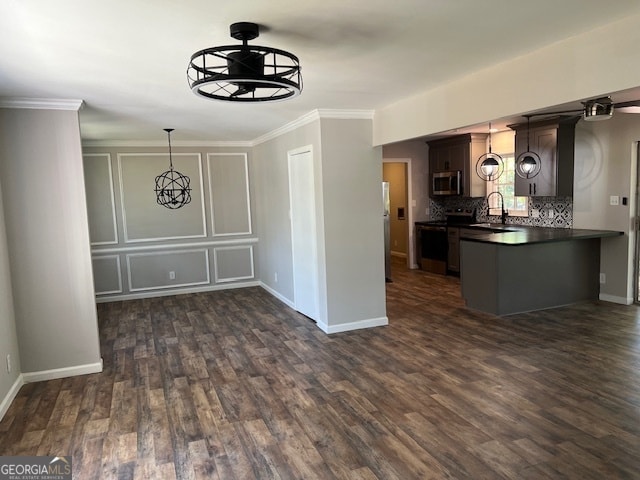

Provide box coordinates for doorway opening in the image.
[382,159,414,270]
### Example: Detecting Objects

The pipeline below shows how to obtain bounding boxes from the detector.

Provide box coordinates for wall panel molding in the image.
[84,153,118,245]
[207,153,252,236]
[214,245,255,283]
[91,237,258,255]
[92,255,123,295]
[126,249,210,292]
[117,153,207,243]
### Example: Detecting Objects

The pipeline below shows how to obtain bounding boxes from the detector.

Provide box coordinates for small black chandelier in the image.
[154,129,192,209]
[187,22,302,102]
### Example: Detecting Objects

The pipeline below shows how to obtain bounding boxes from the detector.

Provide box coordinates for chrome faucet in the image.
[486,191,508,224]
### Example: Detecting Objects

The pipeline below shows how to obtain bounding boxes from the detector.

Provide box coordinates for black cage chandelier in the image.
[154,129,192,209]
[187,22,302,102]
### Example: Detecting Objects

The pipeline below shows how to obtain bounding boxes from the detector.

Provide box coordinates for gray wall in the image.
[252,121,323,310]
[0,180,20,417]
[320,118,386,330]
[253,115,387,332]
[383,139,430,223]
[0,107,101,377]
[83,146,258,300]
[573,114,640,303]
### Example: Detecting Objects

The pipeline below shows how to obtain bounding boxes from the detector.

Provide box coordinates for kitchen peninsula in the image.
[459,225,623,315]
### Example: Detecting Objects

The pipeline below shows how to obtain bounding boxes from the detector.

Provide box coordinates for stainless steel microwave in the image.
[432,171,462,196]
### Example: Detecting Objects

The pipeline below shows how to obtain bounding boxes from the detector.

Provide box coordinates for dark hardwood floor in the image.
[2,257,640,479]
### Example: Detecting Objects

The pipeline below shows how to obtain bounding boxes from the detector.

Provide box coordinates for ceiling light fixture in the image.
[476,122,504,181]
[582,97,614,121]
[187,22,302,102]
[155,129,192,209]
[515,115,541,179]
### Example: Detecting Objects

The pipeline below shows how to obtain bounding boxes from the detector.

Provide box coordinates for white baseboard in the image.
[21,360,103,384]
[1,360,104,422]
[0,374,25,422]
[96,281,261,303]
[259,282,295,309]
[599,293,633,305]
[318,316,389,334]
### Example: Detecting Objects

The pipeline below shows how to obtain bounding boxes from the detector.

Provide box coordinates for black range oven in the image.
[416,210,476,275]
[416,221,447,274]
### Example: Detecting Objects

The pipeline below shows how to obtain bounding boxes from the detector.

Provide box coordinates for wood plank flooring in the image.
[2,258,640,479]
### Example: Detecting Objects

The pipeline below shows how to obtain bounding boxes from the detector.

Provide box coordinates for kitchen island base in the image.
[460,238,600,315]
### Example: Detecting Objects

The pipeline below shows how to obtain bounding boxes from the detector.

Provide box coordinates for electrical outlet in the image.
[169,271,176,280]
[599,273,606,284]
[6,354,11,373]
[274,272,278,283]
[610,195,620,206]
[548,209,554,218]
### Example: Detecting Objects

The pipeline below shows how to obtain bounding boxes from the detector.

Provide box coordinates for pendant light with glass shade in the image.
[475,122,504,181]
[515,115,541,179]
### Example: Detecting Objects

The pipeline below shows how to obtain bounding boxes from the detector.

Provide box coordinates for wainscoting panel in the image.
[118,153,206,242]
[83,153,118,245]
[214,245,255,283]
[126,249,210,291]
[207,153,252,236]
[92,255,123,295]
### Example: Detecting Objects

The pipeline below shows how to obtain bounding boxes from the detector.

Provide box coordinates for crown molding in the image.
[79,108,375,148]
[82,139,252,148]
[315,108,375,120]
[0,98,84,111]
[251,110,320,146]
[252,109,375,146]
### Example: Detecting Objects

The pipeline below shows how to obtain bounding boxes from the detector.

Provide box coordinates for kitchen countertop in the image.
[459,224,623,245]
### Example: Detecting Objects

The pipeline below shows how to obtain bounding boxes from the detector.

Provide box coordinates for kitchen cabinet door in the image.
[512,118,577,197]
[515,126,556,197]
[428,133,488,197]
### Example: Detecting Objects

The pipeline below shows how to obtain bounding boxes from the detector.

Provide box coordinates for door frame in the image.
[634,141,640,304]
[382,158,415,269]
[287,145,320,321]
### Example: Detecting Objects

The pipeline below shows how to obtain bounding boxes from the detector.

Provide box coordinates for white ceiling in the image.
[2,0,640,144]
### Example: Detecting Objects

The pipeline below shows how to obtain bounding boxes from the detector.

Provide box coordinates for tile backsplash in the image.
[430,196,573,228]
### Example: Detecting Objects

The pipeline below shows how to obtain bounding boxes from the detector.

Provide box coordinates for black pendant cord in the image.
[526,115,531,152]
[488,122,494,153]
[164,128,175,170]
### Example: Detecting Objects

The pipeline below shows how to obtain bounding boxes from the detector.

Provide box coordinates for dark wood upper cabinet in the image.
[509,116,578,197]
[427,133,488,197]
